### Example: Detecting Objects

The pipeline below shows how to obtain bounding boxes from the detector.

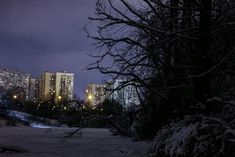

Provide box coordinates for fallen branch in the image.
[63,128,82,138]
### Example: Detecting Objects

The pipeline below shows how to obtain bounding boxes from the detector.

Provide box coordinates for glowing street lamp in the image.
[13,95,17,99]
[58,96,62,100]
[88,95,93,100]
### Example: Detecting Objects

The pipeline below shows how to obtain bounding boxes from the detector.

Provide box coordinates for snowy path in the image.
[0,127,149,157]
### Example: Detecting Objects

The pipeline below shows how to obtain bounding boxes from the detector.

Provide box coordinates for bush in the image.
[149,99,235,157]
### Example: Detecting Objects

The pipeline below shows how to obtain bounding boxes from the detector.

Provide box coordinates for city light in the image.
[88,94,93,100]
[58,96,62,100]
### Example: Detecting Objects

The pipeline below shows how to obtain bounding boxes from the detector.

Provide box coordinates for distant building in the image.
[85,83,106,107]
[39,71,74,102]
[55,72,74,101]
[0,68,75,103]
[39,72,55,101]
[0,68,30,101]
[28,77,40,102]
[107,79,140,109]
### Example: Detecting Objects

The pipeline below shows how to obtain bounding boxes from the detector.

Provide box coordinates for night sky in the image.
[0,0,106,98]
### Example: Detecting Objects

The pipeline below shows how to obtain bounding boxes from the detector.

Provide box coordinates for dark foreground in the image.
[0,127,149,157]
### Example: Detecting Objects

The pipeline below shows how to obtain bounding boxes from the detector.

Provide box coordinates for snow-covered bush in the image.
[149,99,235,157]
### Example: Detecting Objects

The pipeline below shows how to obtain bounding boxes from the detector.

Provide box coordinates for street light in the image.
[88,94,93,100]
[58,96,62,100]
[13,95,17,99]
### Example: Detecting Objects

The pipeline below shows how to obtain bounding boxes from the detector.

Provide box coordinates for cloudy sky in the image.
[0,0,106,98]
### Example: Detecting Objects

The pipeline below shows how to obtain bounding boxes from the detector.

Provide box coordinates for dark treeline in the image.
[87,0,235,156]
[87,0,235,136]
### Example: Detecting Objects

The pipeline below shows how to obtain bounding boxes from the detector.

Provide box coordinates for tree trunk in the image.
[193,0,213,103]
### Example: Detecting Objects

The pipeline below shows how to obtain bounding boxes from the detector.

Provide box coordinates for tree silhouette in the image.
[87,0,235,136]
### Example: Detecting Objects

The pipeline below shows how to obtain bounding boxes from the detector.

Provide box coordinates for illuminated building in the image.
[39,72,55,101]
[55,72,74,101]
[0,68,30,101]
[85,83,106,107]
[39,71,74,102]
[28,77,40,102]
[107,79,140,109]
[0,68,74,103]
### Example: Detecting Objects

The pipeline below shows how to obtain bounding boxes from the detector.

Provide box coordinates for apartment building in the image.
[28,77,40,102]
[107,79,140,109]
[55,72,74,101]
[0,68,30,101]
[85,83,106,107]
[39,71,74,102]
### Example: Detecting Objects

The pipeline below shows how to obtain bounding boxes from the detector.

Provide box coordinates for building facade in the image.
[85,83,106,107]
[55,72,74,101]
[28,77,40,102]
[0,68,75,103]
[39,71,74,102]
[39,72,55,101]
[0,68,30,101]
[107,79,140,109]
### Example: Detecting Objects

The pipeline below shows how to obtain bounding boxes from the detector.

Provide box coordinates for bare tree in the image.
[86,0,235,134]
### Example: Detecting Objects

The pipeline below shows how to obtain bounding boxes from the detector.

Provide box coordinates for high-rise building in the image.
[28,77,40,102]
[55,72,74,101]
[39,71,74,102]
[0,68,30,101]
[0,68,75,103]
[39,72,55,101]
[85,83,106,107]
[107,79,140,109]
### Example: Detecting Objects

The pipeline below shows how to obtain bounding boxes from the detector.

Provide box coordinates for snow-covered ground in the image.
[0,127,150,157]
[7,110,59,128]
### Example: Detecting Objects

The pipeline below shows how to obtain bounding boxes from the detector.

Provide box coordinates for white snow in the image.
[8,110,32,122]
[30,123,52,129]
[149,115,235,157]
[0,127,150,157]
